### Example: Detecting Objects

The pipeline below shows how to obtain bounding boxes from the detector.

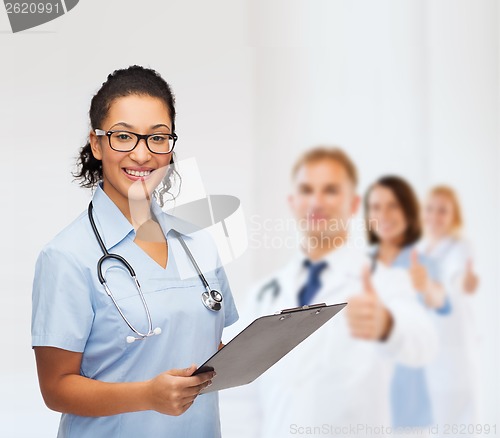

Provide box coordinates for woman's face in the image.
[89,94,173,207]
[367,185,408,245]
[423,194,455,238]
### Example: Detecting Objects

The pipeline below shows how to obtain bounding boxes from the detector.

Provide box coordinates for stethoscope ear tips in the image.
[126,327,162,343]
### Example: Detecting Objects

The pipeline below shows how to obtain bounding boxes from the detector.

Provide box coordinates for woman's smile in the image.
[122,166,155,181]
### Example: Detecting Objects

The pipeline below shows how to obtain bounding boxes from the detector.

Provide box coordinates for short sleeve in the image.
[31,245,94,352]
[215,262,239,328]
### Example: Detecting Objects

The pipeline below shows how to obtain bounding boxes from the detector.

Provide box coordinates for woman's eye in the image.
[117,134,131,140]
[151,135,167,142]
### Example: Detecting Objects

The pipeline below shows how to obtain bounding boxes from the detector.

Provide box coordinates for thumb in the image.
[362,264,376,295]
[168,363,198,377]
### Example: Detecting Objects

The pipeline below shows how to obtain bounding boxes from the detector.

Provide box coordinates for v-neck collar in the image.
[91,181,195,252]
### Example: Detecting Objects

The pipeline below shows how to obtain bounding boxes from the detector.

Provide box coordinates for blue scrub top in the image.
[31,182,239,438]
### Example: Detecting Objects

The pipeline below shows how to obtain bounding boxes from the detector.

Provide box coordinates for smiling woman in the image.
[31,65,239,438]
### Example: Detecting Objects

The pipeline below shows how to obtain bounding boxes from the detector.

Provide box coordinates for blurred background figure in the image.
[229,148,438,438]
[417,185,480,436]
[364,176,451,432]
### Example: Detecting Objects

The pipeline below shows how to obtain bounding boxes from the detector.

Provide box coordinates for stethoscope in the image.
[257,278,281,302]
[88,201,223,343]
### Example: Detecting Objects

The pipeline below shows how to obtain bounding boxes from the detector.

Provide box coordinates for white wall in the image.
[0,1,498,437]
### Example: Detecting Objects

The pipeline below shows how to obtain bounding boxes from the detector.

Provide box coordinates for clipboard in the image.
[192,302,347,393]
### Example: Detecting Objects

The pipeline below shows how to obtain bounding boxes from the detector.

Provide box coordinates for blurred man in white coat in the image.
[224,147,438,438]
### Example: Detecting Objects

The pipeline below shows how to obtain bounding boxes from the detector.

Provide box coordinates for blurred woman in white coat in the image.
[418,185,480,434]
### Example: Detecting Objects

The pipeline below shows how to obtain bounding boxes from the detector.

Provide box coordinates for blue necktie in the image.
[298,260,328,306]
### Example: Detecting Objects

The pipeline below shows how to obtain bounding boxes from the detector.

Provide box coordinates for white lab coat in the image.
[221,243,438,438]
[417,237,480,433]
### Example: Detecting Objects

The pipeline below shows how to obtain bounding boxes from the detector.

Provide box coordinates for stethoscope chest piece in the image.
[202,290,223,311]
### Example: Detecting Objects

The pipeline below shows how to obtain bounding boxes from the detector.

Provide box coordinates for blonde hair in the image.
[427,185,464,236]
[291,146,358,188]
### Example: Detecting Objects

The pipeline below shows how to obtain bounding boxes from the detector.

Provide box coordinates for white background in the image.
[0,1,498,437]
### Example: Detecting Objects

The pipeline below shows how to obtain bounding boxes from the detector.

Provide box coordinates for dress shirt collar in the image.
[297,241,352,271]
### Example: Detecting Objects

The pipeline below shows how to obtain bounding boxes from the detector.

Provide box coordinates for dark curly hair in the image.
[73,65,179,207]
[364,175,422,247]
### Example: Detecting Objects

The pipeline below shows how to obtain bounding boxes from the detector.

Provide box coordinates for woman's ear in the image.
[89,130,103,160]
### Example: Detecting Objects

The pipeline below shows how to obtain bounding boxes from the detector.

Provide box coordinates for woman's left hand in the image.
[463,259,479,294]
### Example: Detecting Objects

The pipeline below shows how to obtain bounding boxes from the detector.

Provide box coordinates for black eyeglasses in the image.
[95,129,178,154]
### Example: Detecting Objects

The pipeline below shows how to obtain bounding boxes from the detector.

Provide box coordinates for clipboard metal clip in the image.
[276,303,327,315]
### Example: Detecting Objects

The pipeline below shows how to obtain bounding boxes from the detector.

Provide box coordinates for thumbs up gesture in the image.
[408,249,447,308]
[463,259,479,294]
[346,265,393,341]
[409,250,430,292]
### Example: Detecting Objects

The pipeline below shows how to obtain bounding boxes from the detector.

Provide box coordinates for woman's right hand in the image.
[409,250,430,292]
[34,347,215,417]
[409,250,446,309]
[147,364,215,416]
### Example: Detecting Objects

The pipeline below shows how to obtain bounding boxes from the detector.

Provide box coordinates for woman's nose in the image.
[130,139,151,163]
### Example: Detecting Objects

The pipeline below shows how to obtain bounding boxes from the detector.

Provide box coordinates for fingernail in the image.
[213,371,217,377]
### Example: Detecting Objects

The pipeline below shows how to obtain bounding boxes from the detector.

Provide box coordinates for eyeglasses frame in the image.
[94,128,178,154]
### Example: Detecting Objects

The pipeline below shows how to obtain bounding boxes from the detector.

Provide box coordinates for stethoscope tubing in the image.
[87,201,223,342]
